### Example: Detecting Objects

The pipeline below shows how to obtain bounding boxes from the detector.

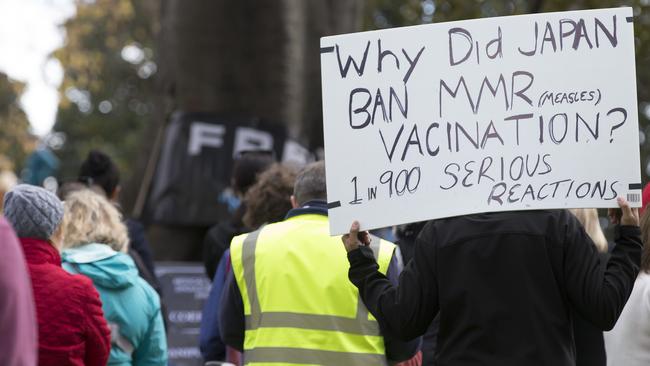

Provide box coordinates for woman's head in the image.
[62,189,129,252]
[243,163,298,229]
[78,150,120,200]
[231,150,276,197]
[3,184,65,247]
[569,208,608,253]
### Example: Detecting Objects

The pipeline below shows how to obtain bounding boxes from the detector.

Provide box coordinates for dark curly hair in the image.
[232,150,275,196]
[243,164,298,229]
[78,150,120,197]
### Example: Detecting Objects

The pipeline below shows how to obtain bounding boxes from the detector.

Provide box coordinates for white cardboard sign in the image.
[320,7,641,235]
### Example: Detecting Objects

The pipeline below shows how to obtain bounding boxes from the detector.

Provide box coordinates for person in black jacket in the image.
[77,151,163,296]
[202,150,275,280]
[342,198,641,366]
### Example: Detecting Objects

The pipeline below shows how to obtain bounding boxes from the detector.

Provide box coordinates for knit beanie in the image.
[3,184,64,240]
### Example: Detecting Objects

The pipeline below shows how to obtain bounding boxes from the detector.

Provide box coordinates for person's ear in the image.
[290,195,299,209]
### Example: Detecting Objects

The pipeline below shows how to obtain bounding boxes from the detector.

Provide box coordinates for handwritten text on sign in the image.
[320,8,641,235]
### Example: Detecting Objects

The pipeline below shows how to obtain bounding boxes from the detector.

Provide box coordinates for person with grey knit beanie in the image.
[3,183,112,365]
[4,184,64,245]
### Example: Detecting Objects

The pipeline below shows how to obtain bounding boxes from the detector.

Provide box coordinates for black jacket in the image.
[348,210,642,366]
[202,205,248,280]
[125,219,168,330]
[396,222,438,366]
[573,312,606,366]
[125,219,160,292]
[572,250,610,366]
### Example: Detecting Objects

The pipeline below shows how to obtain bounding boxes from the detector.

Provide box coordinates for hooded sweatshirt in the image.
[62,243,167,366]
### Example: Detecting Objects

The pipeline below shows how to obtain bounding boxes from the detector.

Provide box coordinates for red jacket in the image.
[20,238,111,366]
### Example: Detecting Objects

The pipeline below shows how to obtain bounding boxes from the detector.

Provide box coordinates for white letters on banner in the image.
[233,127,274,157]
[320,7,641,235]
[188,122,226,155]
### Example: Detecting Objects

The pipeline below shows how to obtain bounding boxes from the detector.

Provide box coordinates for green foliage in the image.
[0,72,35,173]
[52,0,159,182]
[365,0,650,181]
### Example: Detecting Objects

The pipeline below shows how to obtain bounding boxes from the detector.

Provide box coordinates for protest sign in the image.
[320,7,641,235]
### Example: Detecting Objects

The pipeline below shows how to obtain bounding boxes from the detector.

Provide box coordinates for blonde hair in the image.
[569,208,608,253]
[0,170,17,213]
[62,189,129,252]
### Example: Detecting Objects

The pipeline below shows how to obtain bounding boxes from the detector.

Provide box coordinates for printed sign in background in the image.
[320,7,641,235]
[156,263,212,366]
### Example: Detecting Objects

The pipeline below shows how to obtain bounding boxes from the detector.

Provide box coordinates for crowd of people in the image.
[0,148,649,366]
[1,151,167,366]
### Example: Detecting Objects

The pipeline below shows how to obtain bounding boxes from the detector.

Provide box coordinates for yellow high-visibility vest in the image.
[230,214,396,366]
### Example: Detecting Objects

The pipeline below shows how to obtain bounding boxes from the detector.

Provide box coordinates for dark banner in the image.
[146,112,311,226]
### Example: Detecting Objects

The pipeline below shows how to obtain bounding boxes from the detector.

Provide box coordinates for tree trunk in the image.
[162,0,362,144]
[138,0,363,260]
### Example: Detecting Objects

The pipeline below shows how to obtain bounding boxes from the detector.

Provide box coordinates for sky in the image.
[0,0,75,136]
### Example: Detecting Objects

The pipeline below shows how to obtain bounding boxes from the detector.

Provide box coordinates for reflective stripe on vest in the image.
[230,216,394,366]
[245,347,388,365]
[241,230,381,335]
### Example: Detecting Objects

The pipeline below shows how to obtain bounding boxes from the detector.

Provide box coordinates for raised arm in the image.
[344,221,439,340]
[564,197,642,330]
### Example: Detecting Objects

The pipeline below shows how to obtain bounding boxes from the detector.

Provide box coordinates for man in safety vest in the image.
[219,161,419,365]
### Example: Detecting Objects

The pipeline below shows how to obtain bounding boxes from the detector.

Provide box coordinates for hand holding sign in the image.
[608,197,640,226]
[341,221,371,253]
[321,7,641,235]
